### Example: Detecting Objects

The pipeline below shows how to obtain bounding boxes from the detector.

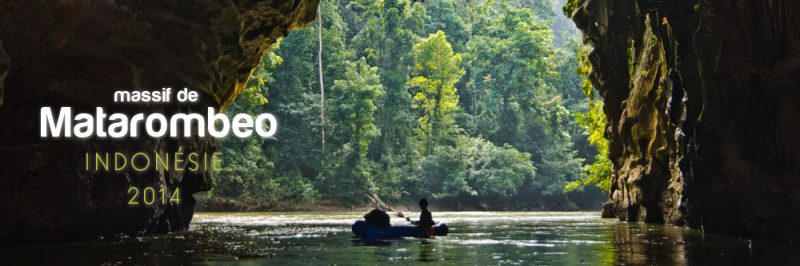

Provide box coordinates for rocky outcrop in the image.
[0,0,318,243]
[572,0,800,240]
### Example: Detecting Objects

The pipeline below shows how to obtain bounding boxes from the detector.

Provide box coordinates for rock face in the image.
[0,0,318,243]
[572,0,800,240]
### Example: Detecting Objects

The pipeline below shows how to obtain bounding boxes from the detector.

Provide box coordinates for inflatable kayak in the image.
[351,221,448,239]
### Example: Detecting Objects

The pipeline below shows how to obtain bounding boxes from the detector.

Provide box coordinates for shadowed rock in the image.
[572,0,800,240]
[0,0,318,243]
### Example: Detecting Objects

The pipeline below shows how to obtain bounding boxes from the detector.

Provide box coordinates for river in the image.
[3,211,799,265]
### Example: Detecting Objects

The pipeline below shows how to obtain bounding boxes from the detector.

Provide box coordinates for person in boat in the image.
[414,198,435,237]
[364,208,391,229]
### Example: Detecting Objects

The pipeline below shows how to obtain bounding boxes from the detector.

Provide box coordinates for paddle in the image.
[395,212,416,225]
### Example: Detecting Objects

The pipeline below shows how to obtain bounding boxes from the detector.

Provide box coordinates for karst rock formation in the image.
[572,0,800,240]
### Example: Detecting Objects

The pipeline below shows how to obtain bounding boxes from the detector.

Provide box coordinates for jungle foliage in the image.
[212,0,610,210]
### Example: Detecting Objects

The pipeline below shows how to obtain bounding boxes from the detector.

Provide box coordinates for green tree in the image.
[321,58,384,204]
[466,3,558,142]
[416,136,535,209]
[423,0,469,53]
[566,44,612,192]
[351,0,428,158]
[330,58,384,158]
[409,31,465,154]
[464,2,587,209]
[216,40,318,203]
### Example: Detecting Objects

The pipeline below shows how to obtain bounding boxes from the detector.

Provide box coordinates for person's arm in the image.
[405,215,417,225]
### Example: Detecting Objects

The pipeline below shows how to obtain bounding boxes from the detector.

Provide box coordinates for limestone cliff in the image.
[572,0,800,240]
[0,0,318,243]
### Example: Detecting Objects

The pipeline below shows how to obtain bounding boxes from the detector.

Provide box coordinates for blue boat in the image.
[351,221,449,239]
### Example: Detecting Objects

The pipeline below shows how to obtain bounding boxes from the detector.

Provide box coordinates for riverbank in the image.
[195,196,604,213]
[196,196,438,212]
[196,196,351,212]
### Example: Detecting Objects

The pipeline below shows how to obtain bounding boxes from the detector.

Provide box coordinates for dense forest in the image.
[206,0,610,211]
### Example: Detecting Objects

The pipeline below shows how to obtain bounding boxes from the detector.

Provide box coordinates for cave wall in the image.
[572,0,800,240]
[0,0,318,243]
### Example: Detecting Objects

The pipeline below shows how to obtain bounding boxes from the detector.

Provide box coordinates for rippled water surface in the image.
[4,212,800,265]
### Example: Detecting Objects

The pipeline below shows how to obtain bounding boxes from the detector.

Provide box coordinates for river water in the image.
[3,211,799,265]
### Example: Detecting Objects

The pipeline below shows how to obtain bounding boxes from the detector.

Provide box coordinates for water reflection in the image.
[611,222,689,265]
[609,222,800,265]
[1,212,798,265]
[420,239,452,263]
